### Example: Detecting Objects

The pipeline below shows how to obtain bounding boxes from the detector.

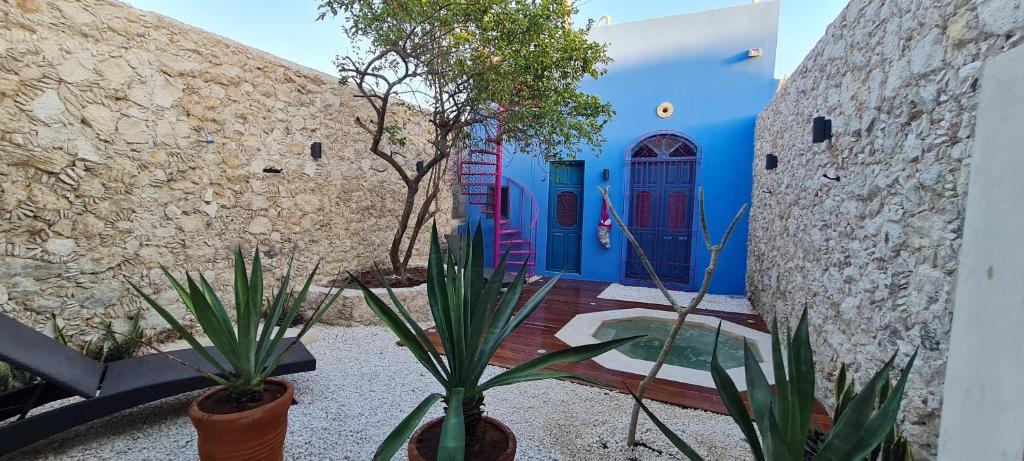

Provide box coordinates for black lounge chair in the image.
[0,313,316,457]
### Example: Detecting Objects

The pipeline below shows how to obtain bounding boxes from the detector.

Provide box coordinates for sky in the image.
[123,0,849,79]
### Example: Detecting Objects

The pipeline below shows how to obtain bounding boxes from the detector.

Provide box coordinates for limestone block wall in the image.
[747,0,1023,456]
[0,0,453,340]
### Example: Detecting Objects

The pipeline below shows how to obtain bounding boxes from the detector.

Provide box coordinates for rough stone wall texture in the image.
[0,0,453,342]
[747,0,1023,457]
[310,285,430,327]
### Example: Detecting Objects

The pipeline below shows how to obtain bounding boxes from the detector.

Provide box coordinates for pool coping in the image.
[555,308,776,391]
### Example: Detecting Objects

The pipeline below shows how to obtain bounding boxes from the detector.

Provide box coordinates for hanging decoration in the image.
[656,102,674,119]
[598,198,612,248]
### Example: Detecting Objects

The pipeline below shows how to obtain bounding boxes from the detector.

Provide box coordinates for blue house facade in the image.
[463,2,780,295]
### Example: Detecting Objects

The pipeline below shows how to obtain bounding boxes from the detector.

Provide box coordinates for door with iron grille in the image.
[625,134,698,286]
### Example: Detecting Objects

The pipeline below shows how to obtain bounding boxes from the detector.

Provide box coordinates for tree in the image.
[318,0,614,277]
[598,186,747,447]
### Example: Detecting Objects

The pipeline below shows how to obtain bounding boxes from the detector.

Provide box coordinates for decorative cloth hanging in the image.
[598,198,612,249]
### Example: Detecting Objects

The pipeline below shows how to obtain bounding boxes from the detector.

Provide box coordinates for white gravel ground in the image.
[598,284,754,314]
[6,326,749,461]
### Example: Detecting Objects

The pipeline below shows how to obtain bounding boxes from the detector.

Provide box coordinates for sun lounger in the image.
[0,313,316,456]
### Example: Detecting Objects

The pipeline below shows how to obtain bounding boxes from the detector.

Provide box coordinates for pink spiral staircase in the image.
[455,121,538,276]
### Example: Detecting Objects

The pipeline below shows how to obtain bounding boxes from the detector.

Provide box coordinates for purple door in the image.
[625,134,698,286]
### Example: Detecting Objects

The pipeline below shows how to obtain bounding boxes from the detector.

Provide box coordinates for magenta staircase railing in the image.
[455,119,538,276]
[500,176,539,275]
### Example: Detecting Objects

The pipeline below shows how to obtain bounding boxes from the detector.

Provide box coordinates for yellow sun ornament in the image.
[657,102,674,119]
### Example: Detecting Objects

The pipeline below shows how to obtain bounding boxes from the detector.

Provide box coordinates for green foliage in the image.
[1,310,145,394]
[354,224,640,460]
[318,0,614,160]
[0,361,37,394]
[262,290,306,328]
[828,364,914,461]
[630,309,917,461]
[383,124,408,149]
[92,309,146,363]
[128,248,343,398]
[46,313,70,346]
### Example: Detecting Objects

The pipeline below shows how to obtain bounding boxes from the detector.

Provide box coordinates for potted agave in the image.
[128,249,342,461]
[353,225,641,461]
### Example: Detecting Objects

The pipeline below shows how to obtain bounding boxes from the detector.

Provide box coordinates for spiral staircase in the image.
[455,121,538,276]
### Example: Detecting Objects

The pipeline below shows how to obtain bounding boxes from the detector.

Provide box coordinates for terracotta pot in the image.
[187,378,294,461]
[407,415,517,461]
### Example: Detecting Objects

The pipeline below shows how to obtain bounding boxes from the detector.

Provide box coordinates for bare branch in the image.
[597,185,748,447]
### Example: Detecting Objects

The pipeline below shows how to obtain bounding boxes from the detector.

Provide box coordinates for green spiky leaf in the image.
[127,247,341,397]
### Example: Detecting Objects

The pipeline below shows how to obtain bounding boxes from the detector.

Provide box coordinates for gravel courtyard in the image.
[9,326,748,461]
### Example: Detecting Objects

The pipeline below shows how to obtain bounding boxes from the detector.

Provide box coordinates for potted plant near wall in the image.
[352,224,642,461]
[128,249,342,461]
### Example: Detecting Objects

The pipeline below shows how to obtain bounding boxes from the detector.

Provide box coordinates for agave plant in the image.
[127,248,342,399]
[827,364,914,461]
[46,313,70,346]
[88,308,146,363]
[353,224,641,460]
[629,309,917,461]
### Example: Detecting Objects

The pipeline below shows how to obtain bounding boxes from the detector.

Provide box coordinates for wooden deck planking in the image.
[425,278,833,429]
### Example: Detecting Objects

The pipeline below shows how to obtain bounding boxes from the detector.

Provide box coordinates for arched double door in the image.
[625,133,698,287]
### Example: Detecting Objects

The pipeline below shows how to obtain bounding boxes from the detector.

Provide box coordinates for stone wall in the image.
[747,0,1022,457]
[0,0,453,340]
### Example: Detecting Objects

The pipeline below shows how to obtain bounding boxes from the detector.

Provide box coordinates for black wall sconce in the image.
[812,116,832,143]
[765,154,778,170]
[602,169,610,181]
[310,142,323,160]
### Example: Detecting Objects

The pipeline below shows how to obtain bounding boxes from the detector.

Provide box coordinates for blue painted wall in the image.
[469,2,780,295]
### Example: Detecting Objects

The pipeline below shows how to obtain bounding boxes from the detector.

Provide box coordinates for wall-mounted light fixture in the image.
[812,116,833,143]
[765,154,778,170]
[747,48,763,58]
[310,142,323,160]
[602,169,610,181]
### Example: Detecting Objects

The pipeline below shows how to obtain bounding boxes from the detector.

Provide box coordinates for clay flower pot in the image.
[187,378,294,461]
[407,415,517,461]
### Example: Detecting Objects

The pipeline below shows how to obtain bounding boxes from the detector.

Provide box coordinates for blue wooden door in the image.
[625,134,698,287]
[547,161,584,273]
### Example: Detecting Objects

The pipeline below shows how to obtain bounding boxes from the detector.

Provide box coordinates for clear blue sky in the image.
[124,0,848,78]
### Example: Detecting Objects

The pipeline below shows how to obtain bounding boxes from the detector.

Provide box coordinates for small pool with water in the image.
[592,317,760,371]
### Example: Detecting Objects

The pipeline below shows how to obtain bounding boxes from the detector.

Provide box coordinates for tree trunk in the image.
[460,394,486,448]
[400,155,447,271]
[390,182,420,277]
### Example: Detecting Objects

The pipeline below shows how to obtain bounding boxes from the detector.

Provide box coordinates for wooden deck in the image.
[426,278,832,430]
